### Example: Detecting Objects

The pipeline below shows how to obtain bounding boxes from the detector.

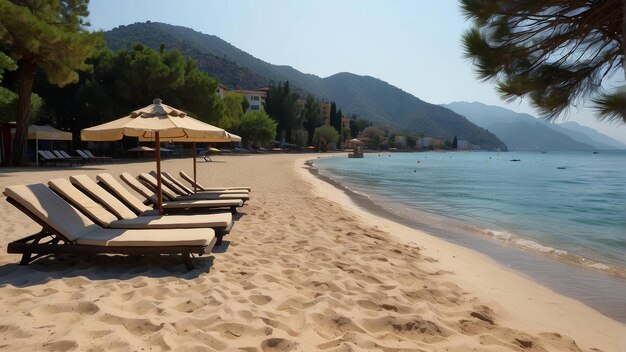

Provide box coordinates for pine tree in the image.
[0,0,97,165]
[461,0,625,122]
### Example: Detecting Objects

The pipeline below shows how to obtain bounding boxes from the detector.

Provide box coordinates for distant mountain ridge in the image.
[104,22,507,150]
[442,102,626,151]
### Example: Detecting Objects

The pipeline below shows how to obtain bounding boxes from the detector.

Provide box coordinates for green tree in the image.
[452,136,458,149]
[362,126,384,149]
[302,95,321,146]
[237,111,277,148]
[0,0,97,164]
[356,119,371,133]
[219,91,245,129]
[313,125,339,152]
[461,0,625,122]
[265,81,300,143]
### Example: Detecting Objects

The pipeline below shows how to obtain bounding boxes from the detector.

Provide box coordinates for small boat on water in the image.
[593,151,599,154]
[557,167,567,169]
[510,159,521,162]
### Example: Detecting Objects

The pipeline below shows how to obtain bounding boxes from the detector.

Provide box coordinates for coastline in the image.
[296,154,626,351]
[0,154,623,351]
[306,153,626,321]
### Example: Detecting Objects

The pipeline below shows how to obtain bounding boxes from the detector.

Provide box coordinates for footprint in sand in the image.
[260,337,298,352]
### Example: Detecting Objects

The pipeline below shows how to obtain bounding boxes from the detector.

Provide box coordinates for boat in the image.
[593,151,599,154]
[557,167,566,169]
[510,159,521,162]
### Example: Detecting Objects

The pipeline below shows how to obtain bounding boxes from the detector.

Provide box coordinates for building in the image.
[233,88,269,113]
[394,135,407,148]
[319,102,331,125]
[420,137,433,149]
[215,84,228,98]
[457,139,470,150]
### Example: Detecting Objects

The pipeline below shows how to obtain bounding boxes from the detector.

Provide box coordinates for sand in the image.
[0,153,623,351]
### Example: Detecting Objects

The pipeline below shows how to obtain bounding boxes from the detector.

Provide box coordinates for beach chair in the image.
[51,150,83,166]
[50,177,233,246]
[57,150,86,165]
[75,149,94,163]
[83,150,111,163]
[179,171,252,192]
[117,173,243,214]
[138,173,249,202]
[160,171,249,196]
[4,183,216,270]
[37,151,58,165]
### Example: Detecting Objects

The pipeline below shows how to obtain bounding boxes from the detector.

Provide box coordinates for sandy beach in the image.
[0,153,623,351]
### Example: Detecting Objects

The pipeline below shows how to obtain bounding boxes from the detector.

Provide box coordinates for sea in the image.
[311,150,626,322]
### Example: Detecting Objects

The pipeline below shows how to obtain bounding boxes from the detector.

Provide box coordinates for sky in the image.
[87,0,626,143]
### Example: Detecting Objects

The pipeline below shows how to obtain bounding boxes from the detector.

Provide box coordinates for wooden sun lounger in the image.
[66,175,234,246]
[138,173,249,203]
[160,171,249,196]
[179,171,252,192]
[117,173,243,214]
[4,184,217,270]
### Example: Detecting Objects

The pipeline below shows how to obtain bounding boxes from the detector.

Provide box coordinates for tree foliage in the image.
[35,43,222,133]
[265,81,300,143]
[0,0,97,164]
[237,111,277,148]
[313,125,339,152]
[302,95,321,146]
[218,91,245,129]
[461,0,625,122]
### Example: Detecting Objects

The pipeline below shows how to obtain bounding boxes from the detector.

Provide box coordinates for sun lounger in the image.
[160,171,249,196]
[82,150,112,163]
[138,173,249,202]
[37,151,58,165]
[71,175,235,244]
[179,171,252,192]
[75,149,95,163]
[52,150,85,166]
[118,173,243,214]
[50,177,233,246]
[4,184,216,270]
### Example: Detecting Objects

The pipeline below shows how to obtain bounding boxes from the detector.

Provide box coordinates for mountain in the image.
[441,102,616,151]
[554,122,626,150]
[104,22,506,150]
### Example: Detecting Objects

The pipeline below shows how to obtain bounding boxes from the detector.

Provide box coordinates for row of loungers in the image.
[37,150,111,166]
[4,172,251,270]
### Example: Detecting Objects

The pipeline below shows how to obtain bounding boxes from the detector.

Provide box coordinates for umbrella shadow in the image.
[0,253,215,287]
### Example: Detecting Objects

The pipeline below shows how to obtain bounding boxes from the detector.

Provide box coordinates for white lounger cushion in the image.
[4,184,213,247]
[179,171,251,192]
[97,173,154,213]
[76,227,212,247]
[54,177,232,229]
[139,173,249,201]
[4,184,97,241]
[70,175,138,219]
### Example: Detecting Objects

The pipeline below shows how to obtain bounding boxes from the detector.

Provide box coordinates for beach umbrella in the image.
[81,98,231,214]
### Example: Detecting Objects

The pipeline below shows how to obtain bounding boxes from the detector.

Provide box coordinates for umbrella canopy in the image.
[28,125,72,141]
[28,124,72,166]
[81,99,229,141]
[81,98,232,214]
[127,146,155,152]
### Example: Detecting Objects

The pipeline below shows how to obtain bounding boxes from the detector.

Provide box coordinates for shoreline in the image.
[296,154,625,350]
[305,153,626,322]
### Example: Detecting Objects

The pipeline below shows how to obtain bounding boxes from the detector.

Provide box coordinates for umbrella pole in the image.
[193,142,197,193]
[35,138,38,166]
[155,132,164,215]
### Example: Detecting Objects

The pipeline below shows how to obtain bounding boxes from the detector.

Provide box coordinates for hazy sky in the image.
[87,0,626,142]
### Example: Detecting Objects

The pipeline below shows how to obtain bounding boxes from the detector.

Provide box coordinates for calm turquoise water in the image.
[313,151,626,277]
